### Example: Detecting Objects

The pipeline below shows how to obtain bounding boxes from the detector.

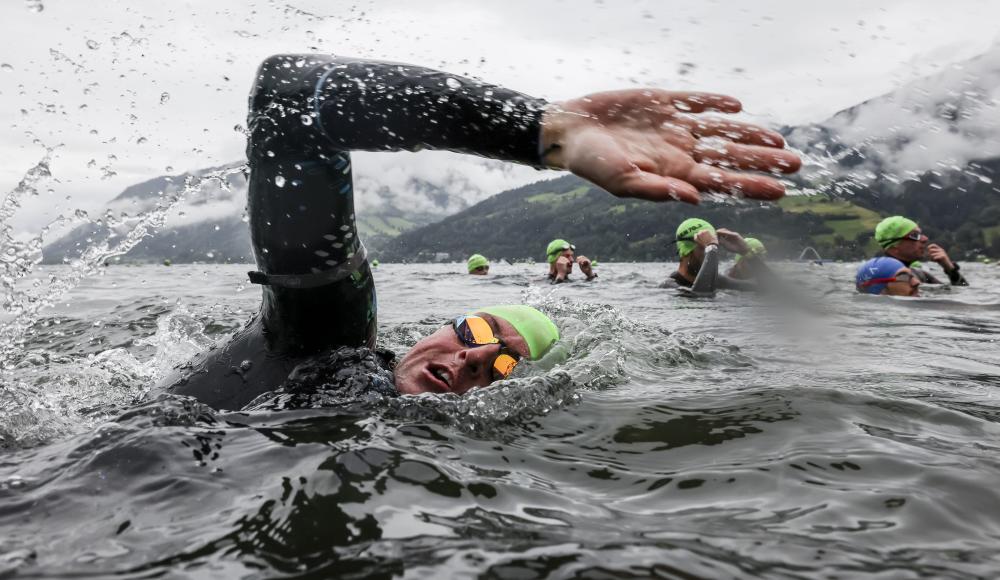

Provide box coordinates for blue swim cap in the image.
[856,257,906,294]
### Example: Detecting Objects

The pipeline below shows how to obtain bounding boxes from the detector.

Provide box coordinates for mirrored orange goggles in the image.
[451,315,520,380]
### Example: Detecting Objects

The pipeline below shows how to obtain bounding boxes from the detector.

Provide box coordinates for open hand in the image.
[716,228,751,254]
[541,89,800,204]
[927,243,955,271]
[694,229,719,248]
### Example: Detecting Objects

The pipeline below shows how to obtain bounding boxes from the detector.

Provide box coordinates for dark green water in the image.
[2,262,999,578]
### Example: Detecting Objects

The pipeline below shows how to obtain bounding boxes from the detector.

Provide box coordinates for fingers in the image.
[614,170,701,204]
[603,89,742,114]
[680,118,785,147]
[665,91,742,114]
[693,141,801,174]
[685,164,786,200]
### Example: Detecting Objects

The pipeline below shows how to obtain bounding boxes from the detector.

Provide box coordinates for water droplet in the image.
[24,0,43,13]
[274,175,286,188]
[0,64,13,72]
[159,92,170,104]
[300,114,313,126]
[445,77,462,90]
[205,251,214,259]
[86,39,100,50]
[165,165,174,172]
[266,150,275,158]
[214,224,220,231]
[233,124,246,134]
[136,136,147,144]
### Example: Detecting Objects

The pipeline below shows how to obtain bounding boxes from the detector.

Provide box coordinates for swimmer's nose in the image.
[456,345,498,386]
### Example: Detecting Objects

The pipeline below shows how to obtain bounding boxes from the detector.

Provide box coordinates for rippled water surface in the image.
[2,262,1000,578]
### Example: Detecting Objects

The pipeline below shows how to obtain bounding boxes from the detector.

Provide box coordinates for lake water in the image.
[2,261,999,578]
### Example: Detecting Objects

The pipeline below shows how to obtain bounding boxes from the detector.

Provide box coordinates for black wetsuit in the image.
[660,246,757,294]
[157,55,548,410]
[899,259,969,286]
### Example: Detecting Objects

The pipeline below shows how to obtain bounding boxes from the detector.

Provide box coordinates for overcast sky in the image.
[2,0,998,234]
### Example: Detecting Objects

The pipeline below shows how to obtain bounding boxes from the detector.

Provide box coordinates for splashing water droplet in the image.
[300,114,313,126]
[159,92,170,104]
[86,39,99,50]
[445,77,462,90]
[1,64,13,72]
[136,136,147,145]
[165,166,174,172]
[274,175,286,188]
[24,0,43,12]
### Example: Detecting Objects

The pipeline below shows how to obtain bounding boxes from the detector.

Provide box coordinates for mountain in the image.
[41,164,445,264]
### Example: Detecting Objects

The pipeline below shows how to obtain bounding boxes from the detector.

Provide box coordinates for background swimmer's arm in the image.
[689,245,719,295]
[717,272,758,291]
[945,266,969,286]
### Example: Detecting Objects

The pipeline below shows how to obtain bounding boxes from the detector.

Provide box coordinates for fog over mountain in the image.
[786,40,1000,189]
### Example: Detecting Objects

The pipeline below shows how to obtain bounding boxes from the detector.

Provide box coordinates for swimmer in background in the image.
[467,254,490,275]
[856,256,920,297]
[661,218,766,293]
[154,54,800,411]
[546,239,596,283]
[725,237,769,280]
[875,216,968,286]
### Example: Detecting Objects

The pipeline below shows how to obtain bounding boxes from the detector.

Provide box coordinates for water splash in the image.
[0,155,247,371]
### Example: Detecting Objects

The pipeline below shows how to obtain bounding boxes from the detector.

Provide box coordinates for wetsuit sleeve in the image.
[689,245,720,295]
[944,264,969,286]
[245,55,548,355]
[913,267,942,285]
[716,273,758,291]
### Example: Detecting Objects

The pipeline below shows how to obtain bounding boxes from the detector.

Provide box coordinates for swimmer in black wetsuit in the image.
[874,216,969,286]
[156,54,800,410]
[661,218,770,295]
[545,239,596,283]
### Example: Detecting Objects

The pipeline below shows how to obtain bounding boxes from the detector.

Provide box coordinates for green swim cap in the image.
[546,239,575,264]
[467,254,488,273]
[909,260,923,269]
[371,259,380,267]
[875,216,918,249]
[735,237,766,263]
[475,305,559,360]
[675,218,715,257]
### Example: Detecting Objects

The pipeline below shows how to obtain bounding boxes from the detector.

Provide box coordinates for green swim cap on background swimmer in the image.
[875,216,918,249]
[476,305,559,360]
[734,237,766,262]
[467,254,489,273]
[675,218,715,257]
[546,239,575,263]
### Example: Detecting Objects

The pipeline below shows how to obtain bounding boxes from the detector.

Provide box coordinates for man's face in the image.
[884,267,921,297]
[890,228,927,263]
[687,245,705,272]
[395,313,530,395]
[470,265,489,275]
